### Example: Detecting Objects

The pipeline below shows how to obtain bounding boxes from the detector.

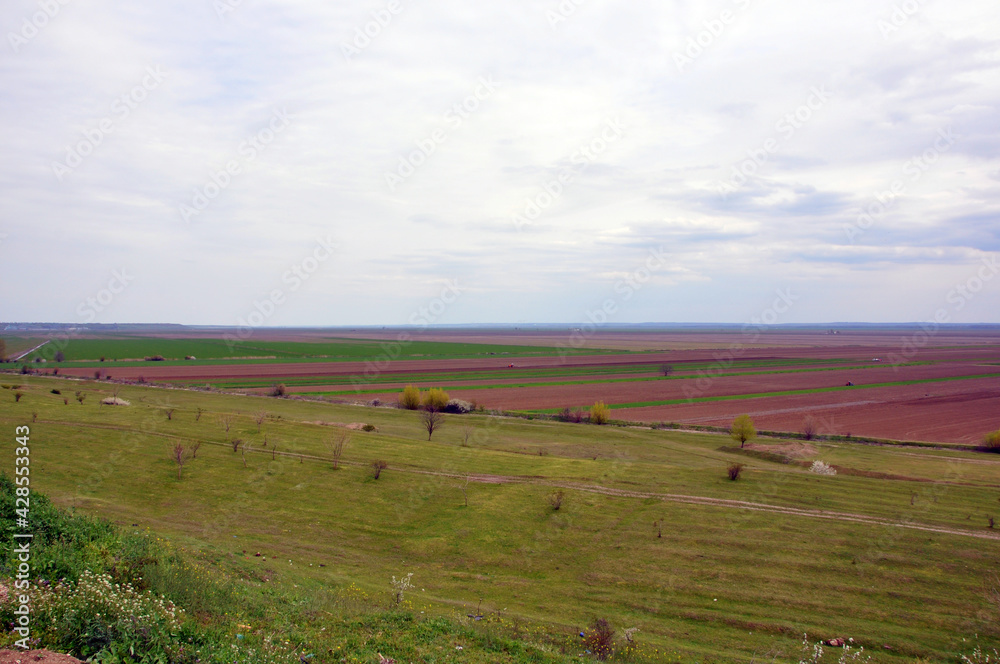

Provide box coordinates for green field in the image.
[1,375,998,662]
[9,336,619,365]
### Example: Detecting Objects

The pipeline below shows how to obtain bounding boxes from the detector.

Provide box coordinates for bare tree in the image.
[241,441,252,468]
[254,409,267,433]
[421,410,444,440]
[462,426,473,447]
[802,416,817,440]
[190,441,202,459]
[196,407,204,422]
[165,408,175,421]
[660,364,674,377]
[458,475,470,507]
[231,438,243,453]
[371,460,388,479]
[219,414,235,433]
[329,431,349,469]
[172,443,191,479]
[548,490,564,511]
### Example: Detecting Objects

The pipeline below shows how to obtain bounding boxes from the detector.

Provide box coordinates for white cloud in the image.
[1,0,998,325]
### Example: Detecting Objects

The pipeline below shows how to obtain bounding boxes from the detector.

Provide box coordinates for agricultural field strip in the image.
[183,357,886,388]
[525,371,1000,412]
[17,416,1000,541]
[297,362,932,396]
[20,337,620,364]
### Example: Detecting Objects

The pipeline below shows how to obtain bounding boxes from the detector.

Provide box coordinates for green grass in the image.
[174,358,908,391]
[298,362,928,397]
[1,374,998,662]
[21,336,620,365]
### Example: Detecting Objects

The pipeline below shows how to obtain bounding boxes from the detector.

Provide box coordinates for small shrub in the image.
[730,414,756,448]
[399,385,421,410]
[371,460,388,479]
[50,388,62,395]
[984,429,1000,452]
[63,398,69,405]
[583,618,616,661]
[361,423,377,432]
[391,572,414,605]
[802,416,817,440]
[144,355,166,361]
[444,399,473,414]
[727,463,744,481]
[422,388,450,412]
[548,490,564,511]
[660,364,674,377]
[269,383,287,397]
[54,350,65,362]
[810,460,837,476]
[14,391,23,402]
[558,407,587,423]
[76,391,85,404]
[590,401,610,425]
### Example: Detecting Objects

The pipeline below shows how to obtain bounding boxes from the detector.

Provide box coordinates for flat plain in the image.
[2,325,1000,662]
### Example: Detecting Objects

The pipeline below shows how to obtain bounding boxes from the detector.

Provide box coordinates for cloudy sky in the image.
[2,0,998,326]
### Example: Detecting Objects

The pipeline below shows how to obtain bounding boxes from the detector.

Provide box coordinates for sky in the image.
[1,0,999,327]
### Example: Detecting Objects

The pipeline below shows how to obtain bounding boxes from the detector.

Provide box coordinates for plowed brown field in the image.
[44,328,1000,444]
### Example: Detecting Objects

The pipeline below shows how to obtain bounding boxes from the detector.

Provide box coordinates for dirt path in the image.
[11,340,49,361]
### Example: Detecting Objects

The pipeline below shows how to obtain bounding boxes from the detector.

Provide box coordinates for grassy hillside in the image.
[1,374,998,662]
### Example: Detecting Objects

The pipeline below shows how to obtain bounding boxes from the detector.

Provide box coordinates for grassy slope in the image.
[1,374,998,663]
